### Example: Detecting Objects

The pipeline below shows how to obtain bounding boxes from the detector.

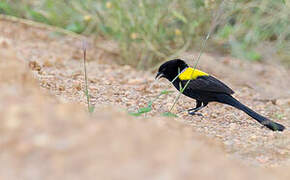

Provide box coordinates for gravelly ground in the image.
[0,18,290,179]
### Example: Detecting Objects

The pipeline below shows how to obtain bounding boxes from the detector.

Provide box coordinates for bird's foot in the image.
[188,111,203,117]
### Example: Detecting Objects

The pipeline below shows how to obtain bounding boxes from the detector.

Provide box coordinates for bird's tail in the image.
[216,94,285,131]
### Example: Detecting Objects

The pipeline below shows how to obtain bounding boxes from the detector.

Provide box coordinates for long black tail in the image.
[216,94,285,131]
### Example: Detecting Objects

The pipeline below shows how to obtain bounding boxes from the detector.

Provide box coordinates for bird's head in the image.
[155,59,189,81]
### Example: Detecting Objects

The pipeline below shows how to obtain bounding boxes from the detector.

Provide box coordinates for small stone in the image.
[136,85,146,92]
[211,114,218,118]
[278,150,287,155]
[256,156,269,163]
[0,37,11,48]
[43,60,53,67]
[73,82,82,91]
[58,85,65,91]
[128,78,143,85]
[28,61,41,71]
[250,135,257,140]
[276,98,290,106]
[229,123,237,130]
[224,140,233,146]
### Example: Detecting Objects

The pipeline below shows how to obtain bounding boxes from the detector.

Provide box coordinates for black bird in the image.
[155,59,285,131]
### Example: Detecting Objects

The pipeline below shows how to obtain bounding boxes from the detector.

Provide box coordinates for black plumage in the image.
[156,59,285,131]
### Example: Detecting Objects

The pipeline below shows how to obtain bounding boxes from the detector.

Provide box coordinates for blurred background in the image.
[1,0,289,69]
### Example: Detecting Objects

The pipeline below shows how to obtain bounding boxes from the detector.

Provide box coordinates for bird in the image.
[155,59,285,131]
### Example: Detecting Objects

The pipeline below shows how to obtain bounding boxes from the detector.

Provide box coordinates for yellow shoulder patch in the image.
[179,68,209,80]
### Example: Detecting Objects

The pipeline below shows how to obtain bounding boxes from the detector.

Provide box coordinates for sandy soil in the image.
[0,18,290,179]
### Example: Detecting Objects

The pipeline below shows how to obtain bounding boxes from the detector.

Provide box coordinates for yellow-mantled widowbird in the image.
[155,59,285,131]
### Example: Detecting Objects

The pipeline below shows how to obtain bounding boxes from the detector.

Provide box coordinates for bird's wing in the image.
[181,75,234,95]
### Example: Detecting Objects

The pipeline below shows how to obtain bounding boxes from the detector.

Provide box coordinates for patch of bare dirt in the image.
[0,18,290,179]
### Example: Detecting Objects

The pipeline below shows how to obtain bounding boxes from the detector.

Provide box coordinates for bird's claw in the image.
[188,111,203,117]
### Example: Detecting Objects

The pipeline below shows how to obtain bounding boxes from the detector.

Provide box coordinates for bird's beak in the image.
[155,72,164,80]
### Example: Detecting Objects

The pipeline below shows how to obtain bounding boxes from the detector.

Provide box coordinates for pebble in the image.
[250,135,257,140]
[128,78,143,85]
[0,37,11,48]
[256,156,269,163]
[276,98,290,106]
[43,60,53,67]
[58,85,65,91]
[229,123,237,130]
[73,82,82,91]
[224,140,233,146]
[29,61,41,71]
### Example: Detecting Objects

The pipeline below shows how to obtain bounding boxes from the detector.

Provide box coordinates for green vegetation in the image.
[129,90,174,117]
[1,0,289,68]
[82,41,95,113]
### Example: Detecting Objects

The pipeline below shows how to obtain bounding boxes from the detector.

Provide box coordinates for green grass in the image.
[82,40,95,113]
[128,90,174,117]
[1,0,289,68]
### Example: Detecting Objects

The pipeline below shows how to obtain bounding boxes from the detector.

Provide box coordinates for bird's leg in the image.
[188,101,208,116]
[188,101,202,112]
